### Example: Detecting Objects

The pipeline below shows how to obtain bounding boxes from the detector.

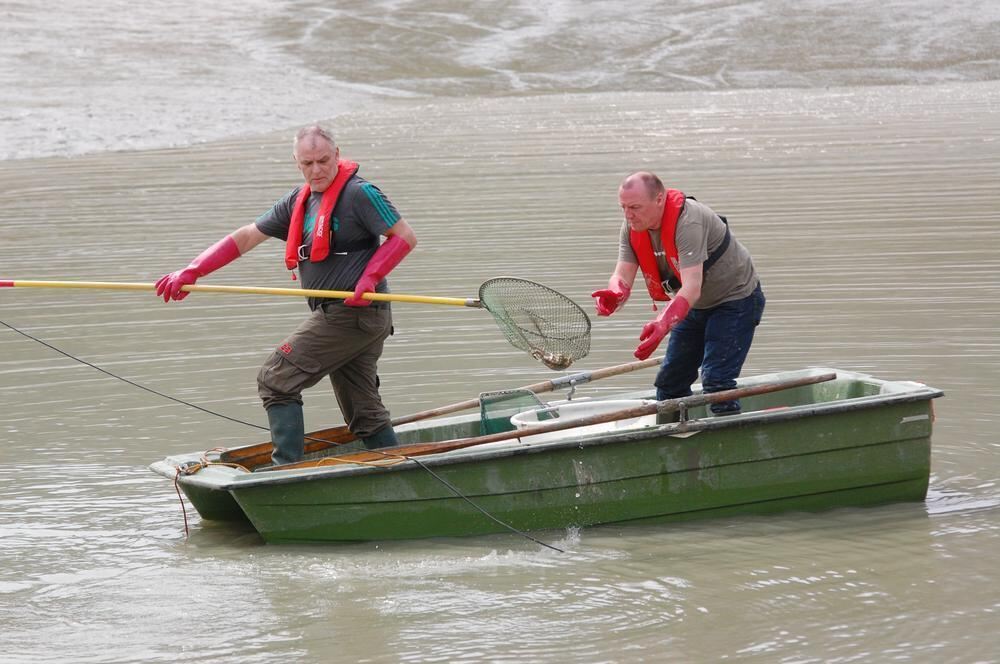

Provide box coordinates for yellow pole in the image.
[0,279,477,308]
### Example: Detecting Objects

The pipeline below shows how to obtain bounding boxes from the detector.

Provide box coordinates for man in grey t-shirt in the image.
[155,125,418,463]
[592,171,764,414]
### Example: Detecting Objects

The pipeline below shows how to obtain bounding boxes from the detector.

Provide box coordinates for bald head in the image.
[620,171,665,200]
[618,171,666,232]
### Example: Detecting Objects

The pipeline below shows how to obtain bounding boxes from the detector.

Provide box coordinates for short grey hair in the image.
[293,125,336,153]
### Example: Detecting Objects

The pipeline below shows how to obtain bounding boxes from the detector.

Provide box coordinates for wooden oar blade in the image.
[220,426,361,468]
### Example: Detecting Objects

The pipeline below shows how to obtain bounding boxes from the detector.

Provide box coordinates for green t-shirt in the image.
[256,176,401,309]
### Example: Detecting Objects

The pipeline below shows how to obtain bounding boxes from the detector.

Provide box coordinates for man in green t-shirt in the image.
[155,125,417,463]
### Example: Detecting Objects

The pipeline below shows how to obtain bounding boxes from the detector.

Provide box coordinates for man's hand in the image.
[634,295,691,360]
[344,235,412,307]
[155,269,199,302]
[591,280,631,316]
[155,235,242,303]
[345,274,379,307]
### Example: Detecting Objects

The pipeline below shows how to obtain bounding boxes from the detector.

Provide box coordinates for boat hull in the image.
[229,396,934,543]
[148,459,251,524]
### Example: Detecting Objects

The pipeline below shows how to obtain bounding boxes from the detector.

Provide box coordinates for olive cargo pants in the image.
[257,302,393,439]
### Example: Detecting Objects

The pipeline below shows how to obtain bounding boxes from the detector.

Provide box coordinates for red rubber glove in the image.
[345,234,412,307]
[634,295,691,360]
[155,235,241,302]
[591,279,631,316]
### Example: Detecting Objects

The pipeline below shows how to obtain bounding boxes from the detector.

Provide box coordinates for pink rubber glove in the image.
[345,235,412,307]
[155,235,241,302]
[591,279,631,316]
[634,295,691,360]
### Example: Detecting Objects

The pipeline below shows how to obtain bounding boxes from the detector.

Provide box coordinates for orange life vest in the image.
[284,160,360,271]
[629,188,686,302]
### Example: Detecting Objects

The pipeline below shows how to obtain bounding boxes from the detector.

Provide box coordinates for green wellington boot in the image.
[267,402,305,466]
[362,425,399,450]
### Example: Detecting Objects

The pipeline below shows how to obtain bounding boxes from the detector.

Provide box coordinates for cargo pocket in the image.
[357,308,392,338]
[257,341,324,404]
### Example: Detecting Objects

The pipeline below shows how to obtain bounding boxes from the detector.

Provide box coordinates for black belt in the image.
[320,299,390,311]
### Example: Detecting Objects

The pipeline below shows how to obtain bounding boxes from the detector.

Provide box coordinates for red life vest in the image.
[629,188,686,302]
[284,160,360,271]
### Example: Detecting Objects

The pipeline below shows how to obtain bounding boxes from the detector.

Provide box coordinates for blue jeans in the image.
[654,283,765,414]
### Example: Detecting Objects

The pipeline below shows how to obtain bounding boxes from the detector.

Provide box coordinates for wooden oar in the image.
[268,372,837,470]
[0,279,475,307]
[221,355,665,468]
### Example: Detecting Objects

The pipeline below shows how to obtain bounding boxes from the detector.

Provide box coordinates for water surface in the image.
[1,2,999,662]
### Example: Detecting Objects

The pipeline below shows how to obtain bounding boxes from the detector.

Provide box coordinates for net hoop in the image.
[478,277,591,370]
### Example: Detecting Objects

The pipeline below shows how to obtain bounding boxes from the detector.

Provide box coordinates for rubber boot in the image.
[710,400,742,417]
[267,402,305,466]
[362,425,399,450]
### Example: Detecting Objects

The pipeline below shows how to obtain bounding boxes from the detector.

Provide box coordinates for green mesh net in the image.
[477,277,591,370]
[479,388,557,435]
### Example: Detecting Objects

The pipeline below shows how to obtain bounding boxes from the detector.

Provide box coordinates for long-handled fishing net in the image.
[476,277,591,370]
[2,276,592,370]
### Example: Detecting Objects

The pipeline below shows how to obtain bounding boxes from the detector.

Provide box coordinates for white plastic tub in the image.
[509,399,658,444]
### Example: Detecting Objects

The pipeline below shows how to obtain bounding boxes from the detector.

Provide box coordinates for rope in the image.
[173,469,190,537]
[312,455,406,468]
[403,455,565,553]
[0,319,270,432]
[1,318,564,552]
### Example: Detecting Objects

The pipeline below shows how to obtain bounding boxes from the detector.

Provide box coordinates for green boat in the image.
[149,367,942,544]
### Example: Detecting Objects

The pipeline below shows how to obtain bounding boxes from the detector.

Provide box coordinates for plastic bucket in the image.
[509,399,657,444]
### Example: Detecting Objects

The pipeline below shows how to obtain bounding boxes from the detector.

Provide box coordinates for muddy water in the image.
[2,82,999,661]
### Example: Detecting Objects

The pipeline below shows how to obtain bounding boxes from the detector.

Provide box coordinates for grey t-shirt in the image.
[255,175,402,309]
[618,197,759,309]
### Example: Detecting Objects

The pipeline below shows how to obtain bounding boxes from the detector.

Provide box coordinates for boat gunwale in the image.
[148,459,249,486]
[214,381,943,490]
